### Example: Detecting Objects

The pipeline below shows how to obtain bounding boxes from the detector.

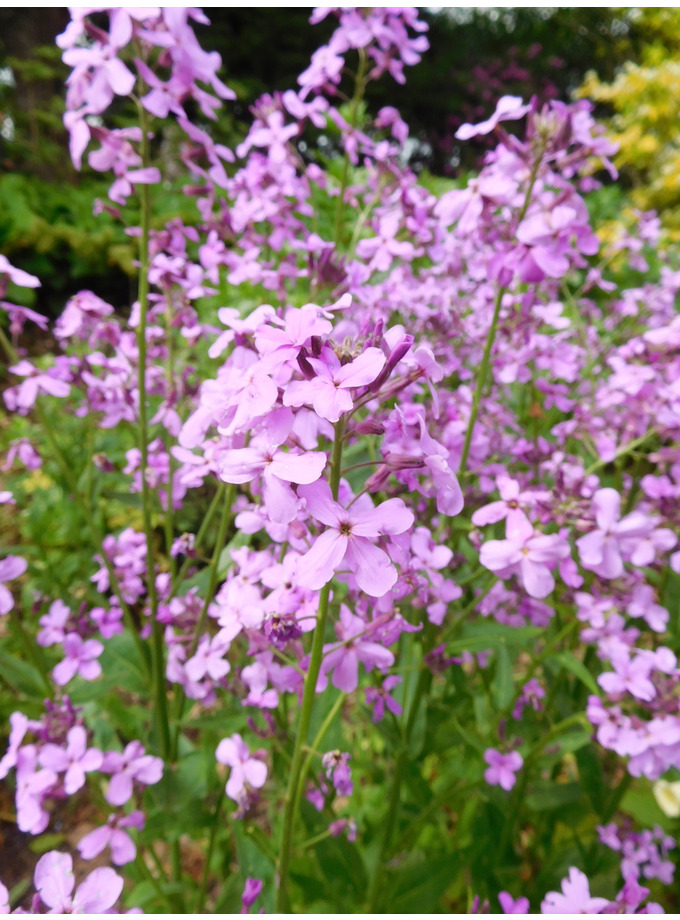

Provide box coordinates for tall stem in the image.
[333,49,368,250]
[135,104,170,762]
[457,146,545,478]
[276,418,345,912]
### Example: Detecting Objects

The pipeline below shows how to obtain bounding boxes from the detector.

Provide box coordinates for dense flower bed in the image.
[1,7,679,914]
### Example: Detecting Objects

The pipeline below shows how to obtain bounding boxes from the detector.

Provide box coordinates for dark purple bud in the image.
[297,350,316,380]
[355,418,385,436]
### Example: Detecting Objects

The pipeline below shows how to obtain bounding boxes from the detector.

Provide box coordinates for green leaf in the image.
[552,651,600,695]
[493,645,515,710]
[384,854,457,913]
[0,648,48,698]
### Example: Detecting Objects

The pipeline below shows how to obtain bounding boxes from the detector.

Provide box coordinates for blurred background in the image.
[0,7,676,318]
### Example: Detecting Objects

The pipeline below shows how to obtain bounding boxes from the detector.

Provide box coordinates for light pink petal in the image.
[352,497,414,537]
[334,348,386,388]
[34,851,74,911]
[106,772,133,806]
[73,867,123,913]
[296,531,348,591]
[216,737,239,767]
[593,488,621,530]
[471,501,509,527]
[344,538,397,597]
[331,648,359,692]
[243,759,267,790]
[298,480,341,527]
[262,472,300,525]
[64,763,86,795]
[268,449,327,484]
[520,559,554,599]
[480,539,521,571]
[77,826,111,860]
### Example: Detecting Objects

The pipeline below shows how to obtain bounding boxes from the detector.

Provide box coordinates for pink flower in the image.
[499,892,530,914]
[33,850,123,913]
[38,726,103,795]
[77,810,145,866]
[101,741,163,806]
[479,513,569,599]
[576,488,655,579]
[283,346,386,423]
[218,442,327,524]
[296,479,414,597]
[318,605,395,693]
[0,555,27,615]
[540,867,611,913]
[216,734,267,802]
[52,634,104,686]
[456,95,530,140]
[483,748,523,791]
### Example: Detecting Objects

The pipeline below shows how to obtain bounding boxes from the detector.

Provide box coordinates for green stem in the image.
[170,480,226,595]
[276,419,345,913]
[170,483,235,761]
[134,104,170,762]
[457,146,545,478]
[367,643,433,912]
[295,692,346,817]
[332,49,368,249]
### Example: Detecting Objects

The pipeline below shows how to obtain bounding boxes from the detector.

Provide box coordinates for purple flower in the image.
[576,488,655,579]
[0,555,27,615]
[540,867,611,913]
[283,345,386,423]
[101,741,163,806]
[479,513,569,599]
[296,480,413,597]
[216,734,267,803]
[318,605,395,693]
[77,810,145,865]
[33,850,123,913]
[218,442,327,525]
[498,892,530,914]
[483,748,523,791]
[52,633,104,686]
[38,725,103,795]
[241,877,263,914]
[365,676,403,722]
[456,95,530,140]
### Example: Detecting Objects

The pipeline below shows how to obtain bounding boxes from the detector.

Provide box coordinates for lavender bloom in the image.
[483,749,523,791]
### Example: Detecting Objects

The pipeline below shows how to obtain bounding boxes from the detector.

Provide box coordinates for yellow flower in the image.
[652,779,680,818]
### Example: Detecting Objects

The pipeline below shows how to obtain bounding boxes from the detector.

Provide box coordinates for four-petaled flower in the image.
[296,480,414,597]
[216,733,267,803]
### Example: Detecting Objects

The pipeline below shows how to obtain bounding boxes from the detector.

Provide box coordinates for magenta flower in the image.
[216,733,267,803]
[52,634,104,686]
[38,726,103,795]
[0,555,27,615]
[540,867,611,913]
[101,741,163,806]
[456,95,530,140]
[576,488,655,579]
[296,480,414,597]
[483,748,523,791]
[498,892,530,914]
[33,850,123,914]
[365,676,403,722]
[318,605,395,693]
[283,346,386,422]
[218,442,327,524]
[77,810,145,866]
[479,513,569,599]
